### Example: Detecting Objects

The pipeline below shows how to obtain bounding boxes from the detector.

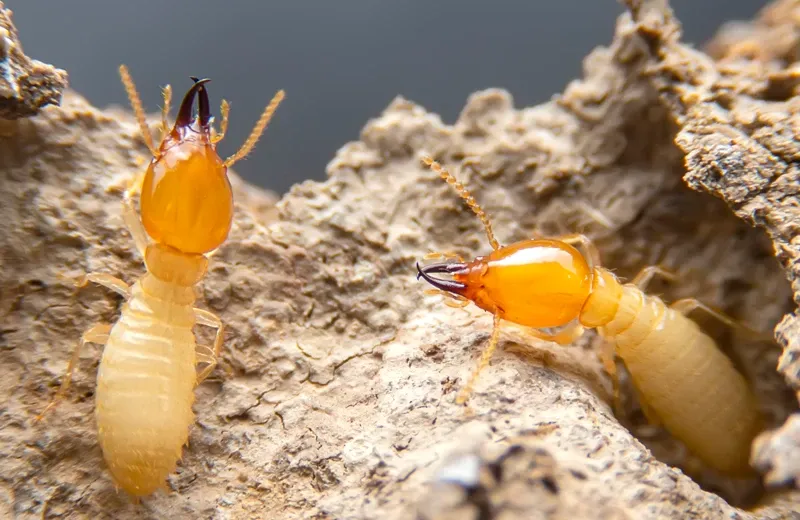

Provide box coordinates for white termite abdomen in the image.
[95,275,197,496]
[600,285,762,475]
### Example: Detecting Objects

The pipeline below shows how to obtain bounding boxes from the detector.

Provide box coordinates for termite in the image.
[415,155,765,476]
[36,65,285,496]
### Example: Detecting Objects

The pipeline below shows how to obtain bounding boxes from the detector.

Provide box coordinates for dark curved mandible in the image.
[176,77,212,128]
[416,262,467,294]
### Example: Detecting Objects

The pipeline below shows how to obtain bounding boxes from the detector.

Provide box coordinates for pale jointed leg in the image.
[670,298,771,341]
[429,290,470,309]
[194,308,225,383]
[423,251,464,262]
[543,233,601,270]
[598,339,661,426]
[631,265,678,292]
[598,340,622,416]
[127,172,143,196]
[68,272,131,299]
[456,312,502,405]
[121,196,148,258]
[124,168,146,198]
[634,389,663,428]
[36,323,112,421]
[536,199,614,239]
[196,345,216,365]
[121,159,149,258]
[524,321,586,346]
[576,201,615,230]
[195,345,217,383]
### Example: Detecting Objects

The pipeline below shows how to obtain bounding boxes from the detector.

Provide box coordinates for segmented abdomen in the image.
[95,283,197,496]
[600,285,762,475]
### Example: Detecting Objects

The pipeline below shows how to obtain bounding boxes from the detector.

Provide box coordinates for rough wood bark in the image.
[0,1,67,120]
[622,0,800,493]
[1,0,798,519]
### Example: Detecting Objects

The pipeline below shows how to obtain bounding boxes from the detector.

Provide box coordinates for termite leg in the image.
[670,298,771,341]
[545,233,601,270]
[635,392,663,427]
[424,251,464,262]
[548,198,616,230]
[195,345,217,382]
[121,196,149,258]
[525,321,586,346]
[65,272,131,299]
[598,340,622,415]
[423,288,470,309]
[125,170,145,198]
[631,265,678,291]
[456,312,502,405]
[36,323,112,421]
[443,295,470,309]
[599,340,663,427]
[195,345,215,363]
[576,201,615,230]
[194,308,225,383]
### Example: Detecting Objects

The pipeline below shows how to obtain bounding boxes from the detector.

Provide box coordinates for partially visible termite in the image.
[36,65,285,496]
[415,155,765,477]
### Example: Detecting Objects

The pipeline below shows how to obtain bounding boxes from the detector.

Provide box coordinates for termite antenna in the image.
[175,78,211,130]
[119,64,157,156]
[160,84,172,139]
[225,89,286,168]
[212,100,230,144]
[456,312,502,405]
[421,156,500,251]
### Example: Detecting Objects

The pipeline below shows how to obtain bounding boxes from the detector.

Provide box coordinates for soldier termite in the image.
[415,155,765,477]
[36,65,285,496]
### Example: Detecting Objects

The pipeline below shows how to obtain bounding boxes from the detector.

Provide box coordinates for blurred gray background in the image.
[11,1,765,194]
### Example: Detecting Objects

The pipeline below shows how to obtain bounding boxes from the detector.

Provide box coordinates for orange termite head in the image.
[418,239,593,329]
[140,77,233,256]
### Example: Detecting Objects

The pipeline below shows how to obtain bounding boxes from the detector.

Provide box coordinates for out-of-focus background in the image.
[11,0,765,194]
